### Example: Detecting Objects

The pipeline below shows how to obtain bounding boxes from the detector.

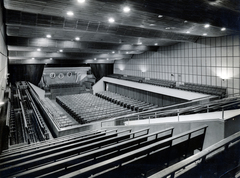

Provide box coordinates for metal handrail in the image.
[148,131,240,178]
[101,95,240,127]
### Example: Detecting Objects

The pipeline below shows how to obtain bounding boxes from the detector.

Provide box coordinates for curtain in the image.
[90,64,113,81]
[9,64,45,86]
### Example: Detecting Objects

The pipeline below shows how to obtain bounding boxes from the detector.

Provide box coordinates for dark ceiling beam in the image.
[8,51,132,60]
[9,59,115,65]
[6,24,198,43]
[7,37,159,52]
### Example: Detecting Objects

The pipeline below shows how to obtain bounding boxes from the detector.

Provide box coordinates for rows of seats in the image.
[48,83,81,89]
[144,78,176,88]
[0,126,207,178]
[41,97,77,128]
[177,83,226,98]
[108,74,226,97]
[96,91,159,112]
[56,93,134,123]
[108,74,176,88]
[121,75,143,82]
[46,83,86,99]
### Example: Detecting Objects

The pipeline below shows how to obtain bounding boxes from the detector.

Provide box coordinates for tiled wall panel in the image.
[114,35,240,96]
[0,5,8,102]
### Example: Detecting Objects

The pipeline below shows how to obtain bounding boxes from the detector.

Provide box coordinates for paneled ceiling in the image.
[3,0,240,65]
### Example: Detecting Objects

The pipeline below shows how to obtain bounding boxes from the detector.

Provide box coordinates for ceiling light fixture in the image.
[126,52,129,54]
[221,27,226,31]
[204,24,210,28]
[67,11,74,16]
[108,18,115,23]
[37,48,41,51]
[154,43,158,46]
[50,58,53,60]
[112,51,115,53]
[158,15,163,18]
[78,0,85,3]
[46,34,51,38]
[94,58,96,60]
[107,58,109,60]
[123,6,130,13]
[138,42,142,45]
[203,33,207,36]
[186,31,190,33]
[59,49,63,52]
[32,58,35,60]
[75,37,80,41]
[184,20,188,23]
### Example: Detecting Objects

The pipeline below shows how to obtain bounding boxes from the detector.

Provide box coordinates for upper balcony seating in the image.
[108,74,226,98]
[177,82,227,98]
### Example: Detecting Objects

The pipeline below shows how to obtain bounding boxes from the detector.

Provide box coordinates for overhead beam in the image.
[7,37,160,52]
[8,51,132,60]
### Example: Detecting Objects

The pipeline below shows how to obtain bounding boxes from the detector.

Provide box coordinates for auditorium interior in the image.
[1,0,240,177]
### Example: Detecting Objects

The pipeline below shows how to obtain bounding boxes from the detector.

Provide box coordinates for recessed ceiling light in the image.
[184,20,188,23]
[78,0,85,3]
[107,58,109,60]
[204,24,210,28]
[37,48,41,51]
[158,15,163,18]
[165,27,171,30]
[138,42,142,45]
[32,58,35,60]
[94,58,96,60]
[149,24,155,26]
[67,11,74,16]
[123,6,130,13]
[186,31,190,33]
[154,43,158,46]
[50,58,52,60]
[221,27,226,31]
[108,18,115,23]
[46,34,51,38]
[75,37,80,41]
[126,52,129,54]
[203,33,207,36]
[112,51,115,53]
[59,49,63,52]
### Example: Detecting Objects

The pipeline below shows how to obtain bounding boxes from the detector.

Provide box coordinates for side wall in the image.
[114,35,240,96]
[0,3,7,102]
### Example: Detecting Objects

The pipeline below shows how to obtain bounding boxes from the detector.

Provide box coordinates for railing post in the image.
[222,108,224,120]
[155,112,157,118]
[138,115,139,120]
[207,105,209,113]
[177,109,180,122]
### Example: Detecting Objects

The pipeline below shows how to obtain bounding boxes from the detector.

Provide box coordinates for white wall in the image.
[114,35,240,96]
[0,4,8,103]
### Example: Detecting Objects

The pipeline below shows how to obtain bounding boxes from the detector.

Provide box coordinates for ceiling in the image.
[3,0,240,65]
